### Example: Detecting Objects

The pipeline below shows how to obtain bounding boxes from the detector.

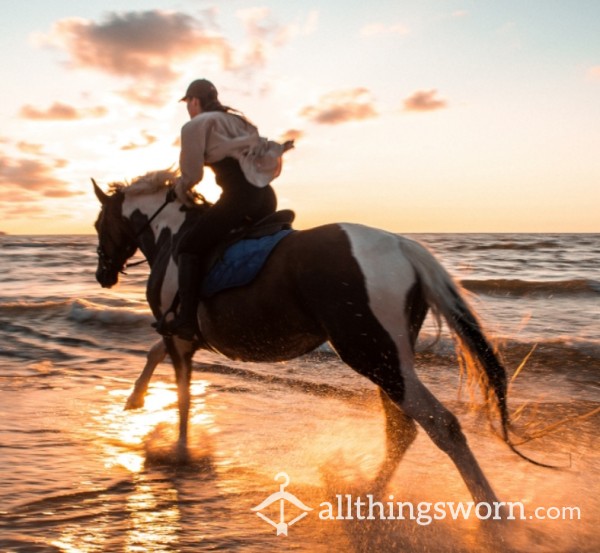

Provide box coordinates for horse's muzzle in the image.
[96,267,119,288]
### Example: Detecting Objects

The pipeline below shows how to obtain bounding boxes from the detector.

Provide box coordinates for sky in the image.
[0,0,599,234]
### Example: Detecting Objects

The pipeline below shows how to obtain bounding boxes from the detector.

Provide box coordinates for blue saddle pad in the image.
[202,229,294,298]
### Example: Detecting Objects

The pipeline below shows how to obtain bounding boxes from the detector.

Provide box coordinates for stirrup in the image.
[152,296,180,335]
[152,315,175,337]
[154,313,197,340]
[169,319,197,341]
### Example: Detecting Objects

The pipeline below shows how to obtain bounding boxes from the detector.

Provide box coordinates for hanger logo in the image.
[251,472,313,536]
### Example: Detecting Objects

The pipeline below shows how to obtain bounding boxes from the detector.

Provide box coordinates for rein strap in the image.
[134,189,175,239]
[125,189,175,271]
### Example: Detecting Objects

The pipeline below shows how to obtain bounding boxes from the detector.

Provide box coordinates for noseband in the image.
[96,243,125,275]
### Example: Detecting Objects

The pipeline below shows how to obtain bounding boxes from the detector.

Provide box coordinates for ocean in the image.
[0,233,598,552]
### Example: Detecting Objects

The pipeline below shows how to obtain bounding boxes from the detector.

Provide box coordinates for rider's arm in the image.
[175,117,207,203]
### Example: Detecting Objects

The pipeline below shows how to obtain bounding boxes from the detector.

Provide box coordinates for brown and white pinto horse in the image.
[93,170,522,505]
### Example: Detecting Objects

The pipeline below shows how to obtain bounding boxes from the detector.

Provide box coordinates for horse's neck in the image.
[123,192,186,265]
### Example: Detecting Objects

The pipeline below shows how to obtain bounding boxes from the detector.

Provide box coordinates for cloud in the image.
[20,102,107,120]
[0,154,77,198]
[300,88,378,125]
[280,129,304,143]
[235,8,317,71]
[403,89,448,112]
[17,141,45,155]
[41,10,234,102]
[237,7,286,67]
[118,82,173,106]
[0,202,47,215]
[37,9,316,105]
[360,23,409,37]
[120,130,158,151]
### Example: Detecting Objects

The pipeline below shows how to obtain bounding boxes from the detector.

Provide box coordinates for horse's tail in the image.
[397,237,551,467]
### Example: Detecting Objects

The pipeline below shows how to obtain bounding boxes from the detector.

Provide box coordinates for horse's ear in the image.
[91,178,109,205]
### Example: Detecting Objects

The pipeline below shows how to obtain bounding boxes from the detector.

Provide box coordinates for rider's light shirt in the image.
[178,111,285,192]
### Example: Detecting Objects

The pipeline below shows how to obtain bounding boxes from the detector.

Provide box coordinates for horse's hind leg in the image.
[125,338,167,410]
[395,377,499,505]
[373,388,417,491]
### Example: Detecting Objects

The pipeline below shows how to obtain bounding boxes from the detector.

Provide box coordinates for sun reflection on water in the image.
[94,379,213,473]
[125,482,181,552]
[52,379,216,552]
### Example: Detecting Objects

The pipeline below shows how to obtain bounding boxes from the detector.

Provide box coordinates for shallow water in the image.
[0,233,598,552]
[1,353,598,552]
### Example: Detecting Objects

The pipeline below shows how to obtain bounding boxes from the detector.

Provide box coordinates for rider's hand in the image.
[174,180,194,207]
[166,188,177,203]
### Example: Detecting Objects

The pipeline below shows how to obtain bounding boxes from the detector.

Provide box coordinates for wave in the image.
[0,299,153,364]
[0,299,72,312]
[461,278,600,297]
[198,334,598,394]
[414,333,600,369]
[189,336,598,409]
[0,298,152,326]
[4,297,594,361]
[0,241,90,251]
[467,240,561,251]
[67,299,152,327]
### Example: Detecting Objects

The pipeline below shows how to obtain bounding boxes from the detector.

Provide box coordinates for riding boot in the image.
[167,253,202,340]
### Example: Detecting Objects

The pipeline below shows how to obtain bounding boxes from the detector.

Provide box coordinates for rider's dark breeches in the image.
[176,157,277,257]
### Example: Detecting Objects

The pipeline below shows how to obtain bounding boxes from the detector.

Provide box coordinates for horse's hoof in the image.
[124,394,145,410]
[175,441,190,464]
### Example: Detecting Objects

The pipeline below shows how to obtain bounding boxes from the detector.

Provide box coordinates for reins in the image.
[132,189,176,239]
[123,189,176,271]
[123,258,148,269]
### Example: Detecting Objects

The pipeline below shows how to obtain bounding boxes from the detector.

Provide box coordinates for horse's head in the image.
[93,180,138,288]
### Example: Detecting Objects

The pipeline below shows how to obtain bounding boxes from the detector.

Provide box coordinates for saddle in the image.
[199,209,295,293]
[225,209,294,244]
[154,209,295,337]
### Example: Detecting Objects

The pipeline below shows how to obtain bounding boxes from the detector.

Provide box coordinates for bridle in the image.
[95,183,175,275]
[96,242,123,275]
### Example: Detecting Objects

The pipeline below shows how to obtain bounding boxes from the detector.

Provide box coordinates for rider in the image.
[163,79,294,340]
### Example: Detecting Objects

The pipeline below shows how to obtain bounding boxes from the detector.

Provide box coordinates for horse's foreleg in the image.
[167,337,196,460]
[125,338,167,410]
[398,377,499,505]
[373,388,418,492]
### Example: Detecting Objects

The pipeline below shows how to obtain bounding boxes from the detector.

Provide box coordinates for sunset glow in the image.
[1,1,598,234]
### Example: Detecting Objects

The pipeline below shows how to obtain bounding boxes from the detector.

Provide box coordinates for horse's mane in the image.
[108,169,179,196]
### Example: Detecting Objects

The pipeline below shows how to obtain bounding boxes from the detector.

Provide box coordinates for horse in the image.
[93,169,524,505]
